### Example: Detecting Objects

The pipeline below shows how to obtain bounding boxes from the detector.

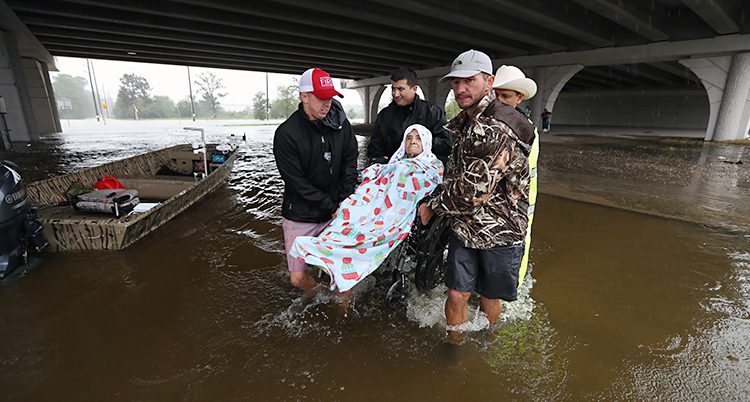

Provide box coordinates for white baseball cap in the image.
[441,49,493,82]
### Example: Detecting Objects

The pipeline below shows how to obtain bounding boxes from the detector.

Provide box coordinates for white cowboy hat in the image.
[492,65,537,99]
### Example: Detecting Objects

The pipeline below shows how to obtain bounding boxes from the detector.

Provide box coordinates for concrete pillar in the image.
[0,31,60,142]
[0,31,31,142]
[436,79,452,110]
[355,85,385,124]
[528,64,583,129]
[22,57,59,134]
[681,56,731,140]
[680,54,750,141]
[42,62,62,133]
[417,77,436,105]
[713,53,750,141]
[417,76,453,109]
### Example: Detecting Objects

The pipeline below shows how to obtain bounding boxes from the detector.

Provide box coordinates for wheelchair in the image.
[380,209,451,308]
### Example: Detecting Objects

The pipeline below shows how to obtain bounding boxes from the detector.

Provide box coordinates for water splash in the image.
[251,287,346,339]
[405,273,537,330]
[729,251,750,263]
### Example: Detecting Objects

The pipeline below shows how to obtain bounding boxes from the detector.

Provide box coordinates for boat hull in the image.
[25,144,237,251]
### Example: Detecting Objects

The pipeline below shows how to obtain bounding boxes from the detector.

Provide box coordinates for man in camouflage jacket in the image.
[429,92,533,249]
[419,50,534,339]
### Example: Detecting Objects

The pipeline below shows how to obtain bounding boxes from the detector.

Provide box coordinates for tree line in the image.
[52,72,369,121]
[112,71,242,119]
[52,72,312,120]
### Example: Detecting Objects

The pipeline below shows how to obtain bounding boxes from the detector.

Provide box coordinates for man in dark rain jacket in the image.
[367,68,452,165]
[273,67,359,294]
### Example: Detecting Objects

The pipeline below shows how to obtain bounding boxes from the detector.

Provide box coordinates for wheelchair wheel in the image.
[386,275,406,308]
[414,215,450,290]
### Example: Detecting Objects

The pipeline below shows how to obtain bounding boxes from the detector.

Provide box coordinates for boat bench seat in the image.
[119,176,196,200]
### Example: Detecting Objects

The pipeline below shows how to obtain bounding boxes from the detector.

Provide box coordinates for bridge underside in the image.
[6,0,750,79]
[1,0,750,141]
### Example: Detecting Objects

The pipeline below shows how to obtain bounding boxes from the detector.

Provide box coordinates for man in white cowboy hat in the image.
[418,50,536,343]
[492,65,537,111]
[492,65,541,303]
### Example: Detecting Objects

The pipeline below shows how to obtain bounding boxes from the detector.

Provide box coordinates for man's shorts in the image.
[445,236,524,301]
[282,218,331,272]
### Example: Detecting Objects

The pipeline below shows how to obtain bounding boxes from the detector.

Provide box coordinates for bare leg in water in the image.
[290,270,317,295]
[480,297,502,326]
[445,289,471,344]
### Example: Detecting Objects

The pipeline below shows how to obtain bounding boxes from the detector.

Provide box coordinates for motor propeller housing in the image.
[0,161,47,278]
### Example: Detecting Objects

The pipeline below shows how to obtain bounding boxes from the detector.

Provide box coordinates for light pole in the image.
[100,83,110,119]
[187,66,196,121]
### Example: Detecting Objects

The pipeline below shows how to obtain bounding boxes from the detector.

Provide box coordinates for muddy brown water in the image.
[1,120,749,401]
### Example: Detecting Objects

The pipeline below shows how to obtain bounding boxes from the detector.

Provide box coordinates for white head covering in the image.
[388,124,438,164]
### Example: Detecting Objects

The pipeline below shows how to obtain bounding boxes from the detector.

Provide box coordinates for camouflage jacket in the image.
[428,92,535,249]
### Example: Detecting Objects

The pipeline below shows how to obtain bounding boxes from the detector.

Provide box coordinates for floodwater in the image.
[1,119,749,401]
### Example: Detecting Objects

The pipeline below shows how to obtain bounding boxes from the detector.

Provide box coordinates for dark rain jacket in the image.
[366,96,452,163]
[273,100,359,223]
[428,92,535,249]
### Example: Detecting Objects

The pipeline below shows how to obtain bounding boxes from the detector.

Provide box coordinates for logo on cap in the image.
[319,76,333,88]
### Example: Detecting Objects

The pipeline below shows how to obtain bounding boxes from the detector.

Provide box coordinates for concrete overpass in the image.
[1,0,749,142]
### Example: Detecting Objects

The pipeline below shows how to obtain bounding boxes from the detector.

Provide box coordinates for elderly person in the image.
[273,67,359,296]
[291,124,443,292]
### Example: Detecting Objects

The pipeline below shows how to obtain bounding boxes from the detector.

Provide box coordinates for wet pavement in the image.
[540,131,750,233]
[0,119,749,400]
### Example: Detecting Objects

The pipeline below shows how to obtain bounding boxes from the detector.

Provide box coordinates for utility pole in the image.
[265,72,270,120]
[86,59,100,122]
[90,60,106,124]
[187,66,196,121]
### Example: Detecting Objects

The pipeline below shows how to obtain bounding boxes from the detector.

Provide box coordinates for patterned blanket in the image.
[290,157,443,292]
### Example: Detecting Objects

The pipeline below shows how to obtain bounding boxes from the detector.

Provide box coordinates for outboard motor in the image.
[0,161,47,278]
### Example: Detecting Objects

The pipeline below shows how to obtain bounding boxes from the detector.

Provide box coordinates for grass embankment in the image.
[660,137,750,146]
[723,139,750,145]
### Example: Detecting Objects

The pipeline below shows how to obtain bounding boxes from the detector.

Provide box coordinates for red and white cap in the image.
[298,68,343,100]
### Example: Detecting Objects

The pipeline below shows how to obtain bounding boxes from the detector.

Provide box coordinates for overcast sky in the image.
[51,56,375,111]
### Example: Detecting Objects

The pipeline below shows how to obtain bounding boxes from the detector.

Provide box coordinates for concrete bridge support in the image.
[0,31,59,143]
[417,76,452,110]
[355,85,385,124]
[680,53,750,141]
[528,64,583,129]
